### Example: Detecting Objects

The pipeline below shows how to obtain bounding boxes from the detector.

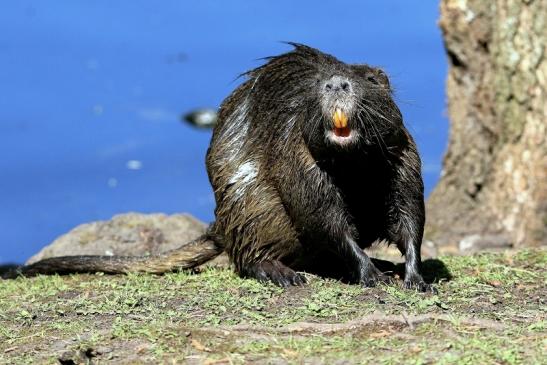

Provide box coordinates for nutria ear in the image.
[374,68,391,89]
[352,65,391,90]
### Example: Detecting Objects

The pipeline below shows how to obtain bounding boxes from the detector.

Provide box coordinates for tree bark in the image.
[427,0,546,250]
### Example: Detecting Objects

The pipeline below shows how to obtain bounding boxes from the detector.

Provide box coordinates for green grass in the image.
[0,249,545,364]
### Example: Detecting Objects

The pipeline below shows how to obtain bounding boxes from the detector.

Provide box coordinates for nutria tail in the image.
[3,235,223,279]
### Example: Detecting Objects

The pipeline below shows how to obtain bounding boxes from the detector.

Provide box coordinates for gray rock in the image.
[458,234,513,254]
[26,212,209,264]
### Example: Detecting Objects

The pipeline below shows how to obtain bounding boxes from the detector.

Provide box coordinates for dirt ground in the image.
[0,249,545,364]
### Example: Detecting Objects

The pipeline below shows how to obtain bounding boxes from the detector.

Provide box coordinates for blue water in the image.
[0,1,448,264]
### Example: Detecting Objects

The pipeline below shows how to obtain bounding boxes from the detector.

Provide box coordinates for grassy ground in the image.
[0,249,545,364]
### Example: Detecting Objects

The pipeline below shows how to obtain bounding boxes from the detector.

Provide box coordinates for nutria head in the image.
[245,43,403,155]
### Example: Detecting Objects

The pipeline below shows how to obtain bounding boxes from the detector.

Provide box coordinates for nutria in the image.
[8,44,433,292]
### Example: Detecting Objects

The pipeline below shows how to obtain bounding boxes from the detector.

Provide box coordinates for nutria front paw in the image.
[404,274,437,293]
[360,267,393,288]
[243,260,307,288]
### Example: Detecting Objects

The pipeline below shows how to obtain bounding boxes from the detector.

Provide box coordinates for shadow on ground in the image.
[371,258,452,283]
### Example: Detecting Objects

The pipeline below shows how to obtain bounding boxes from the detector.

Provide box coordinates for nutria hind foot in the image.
[242,260,307,288]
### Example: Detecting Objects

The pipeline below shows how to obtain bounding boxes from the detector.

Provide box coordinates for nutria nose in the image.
[324,76,351,93]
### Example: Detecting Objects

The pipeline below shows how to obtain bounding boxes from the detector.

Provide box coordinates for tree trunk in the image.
[427,0,546,251]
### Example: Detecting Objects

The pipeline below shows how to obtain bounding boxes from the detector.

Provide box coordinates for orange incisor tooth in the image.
[333,108,348,129]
